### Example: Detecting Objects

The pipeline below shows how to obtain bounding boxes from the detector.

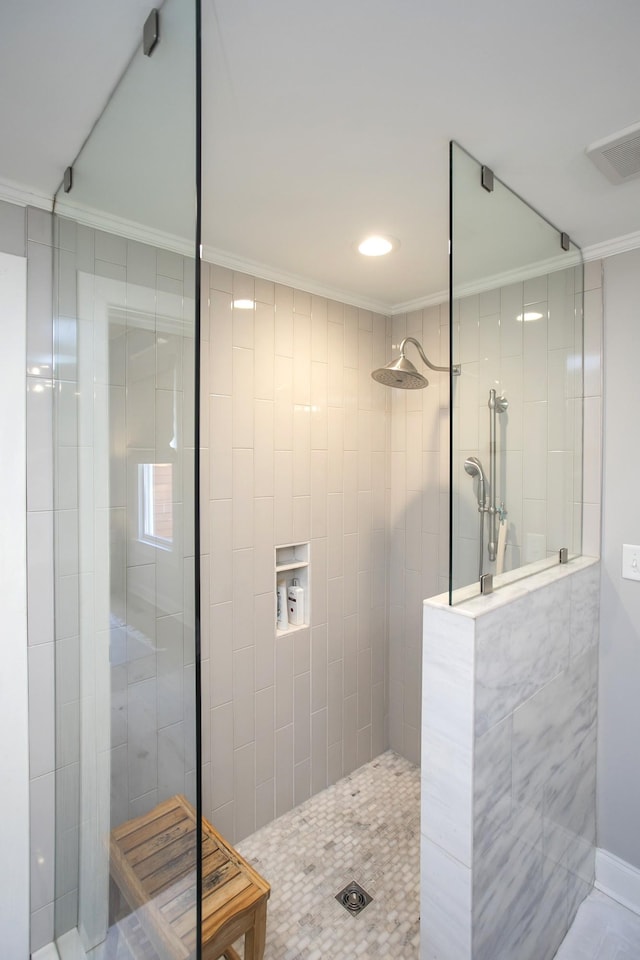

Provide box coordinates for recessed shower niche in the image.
[275,542,310,634]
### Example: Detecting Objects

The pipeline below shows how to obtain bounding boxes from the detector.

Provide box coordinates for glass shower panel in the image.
[52,0,200,956]
[449,142,583,601]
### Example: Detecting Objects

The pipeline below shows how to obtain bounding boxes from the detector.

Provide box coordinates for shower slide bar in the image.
[487,388,508,561]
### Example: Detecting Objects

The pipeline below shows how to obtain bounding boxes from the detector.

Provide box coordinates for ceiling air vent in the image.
[586,122,640,185]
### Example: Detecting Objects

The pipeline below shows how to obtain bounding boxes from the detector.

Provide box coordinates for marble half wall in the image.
[420,557,599,960]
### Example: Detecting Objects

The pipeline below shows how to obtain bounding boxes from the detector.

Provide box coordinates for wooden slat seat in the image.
[110,795,270,960]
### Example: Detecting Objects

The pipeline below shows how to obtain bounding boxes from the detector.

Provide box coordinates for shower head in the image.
[464,456,486,483]
[464,456,487,509]
[371,355,428,389]
[371,335,457,390]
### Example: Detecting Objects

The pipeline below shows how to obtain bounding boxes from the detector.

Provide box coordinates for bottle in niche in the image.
[287,578,304,626]
[277,580,288,631]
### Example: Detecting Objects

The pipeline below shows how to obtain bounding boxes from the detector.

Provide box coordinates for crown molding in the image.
[582,229,640,263]
[389,289,449,315]
[0,177,53,212]
[202,244,392,315]
[53,198,194,258]
[4,173,640,304]
[390,250,582,315]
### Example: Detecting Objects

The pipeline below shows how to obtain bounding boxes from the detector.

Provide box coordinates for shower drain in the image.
[336,880,373,916]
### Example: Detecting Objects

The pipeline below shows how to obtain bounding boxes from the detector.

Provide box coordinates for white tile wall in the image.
[389,307,450,763]
[202,266,390,843]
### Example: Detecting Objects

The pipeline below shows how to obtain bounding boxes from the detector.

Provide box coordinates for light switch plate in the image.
[622,543,640,581]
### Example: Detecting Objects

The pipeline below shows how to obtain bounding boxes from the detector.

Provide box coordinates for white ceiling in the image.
[2,0,640,308]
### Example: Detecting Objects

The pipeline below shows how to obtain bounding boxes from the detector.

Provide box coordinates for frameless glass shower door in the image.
[449,141,584,601]
[51,1,201,955]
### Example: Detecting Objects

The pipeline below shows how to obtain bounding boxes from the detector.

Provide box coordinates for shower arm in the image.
[399,337,460,375]
[488,388,508,561]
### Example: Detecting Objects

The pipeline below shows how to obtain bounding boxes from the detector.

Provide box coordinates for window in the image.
[139,462,173,548]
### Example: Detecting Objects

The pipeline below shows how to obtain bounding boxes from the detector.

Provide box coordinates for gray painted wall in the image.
[0,198,58,953]
[598,248,640,871]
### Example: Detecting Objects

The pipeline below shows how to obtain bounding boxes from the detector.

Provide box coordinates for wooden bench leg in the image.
[222,949,242,960]
[243,900,267,960]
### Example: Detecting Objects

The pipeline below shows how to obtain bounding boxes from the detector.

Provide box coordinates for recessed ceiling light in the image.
[233,298,255,309]
[516,311,544,323]
[358,235,398,257]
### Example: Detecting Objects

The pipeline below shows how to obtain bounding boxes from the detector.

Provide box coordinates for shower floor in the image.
[233,750,421,959]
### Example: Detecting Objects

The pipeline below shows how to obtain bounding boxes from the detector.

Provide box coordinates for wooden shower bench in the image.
[109,794,270,960]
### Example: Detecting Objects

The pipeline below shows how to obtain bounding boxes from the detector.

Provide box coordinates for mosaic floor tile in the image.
[234,750,420,959]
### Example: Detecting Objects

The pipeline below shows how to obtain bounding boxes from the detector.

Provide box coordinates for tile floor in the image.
[86,750,640,960]
[234,750,421,959]
[553,890,640,960]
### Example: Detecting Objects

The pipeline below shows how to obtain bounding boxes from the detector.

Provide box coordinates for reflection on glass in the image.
[51,0,199,956]
[139,463,174,547]
[449,142,584,603]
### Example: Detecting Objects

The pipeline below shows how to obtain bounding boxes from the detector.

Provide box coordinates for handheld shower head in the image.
[464,456,487,510]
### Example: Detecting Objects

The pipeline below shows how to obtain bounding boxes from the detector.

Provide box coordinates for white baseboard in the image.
[53,929,87,960]
[595,847,640,916]
[32,944,60,960]
[31,926,89,960]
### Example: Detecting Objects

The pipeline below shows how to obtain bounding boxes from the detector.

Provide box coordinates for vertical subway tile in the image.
[232,271,255,303]
[327,659,343,747]
[27,240,53,375]
[232,448,254,549]
[234,742,256,842]
[294,758,311,806]
[255,301,275,400]
[274,285,294,357]
[233,647,255,748]
[311,709,328,794]
[255,779,275,831]
[275,633,294,729]
[232,548,254,649]
[343,694,357,774]
[232,346,254,446]
[30,772,55,913]
[255,591,275,690]
[294,672,311,764]
[255,686,275,785]
[210,264,233,294]
[28,644,55,779]
[275,723,294,817]
[210,290,233,395]
[27,379,53,512]
[254,400,275,498]
[311,624,328,712]
[0,198,26,255]
[232,299,254,350]
[255,277,275,305]
[95,230,127,265]
[27,510,54,645]
[274,450,293,545]
[211,702,234,809]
